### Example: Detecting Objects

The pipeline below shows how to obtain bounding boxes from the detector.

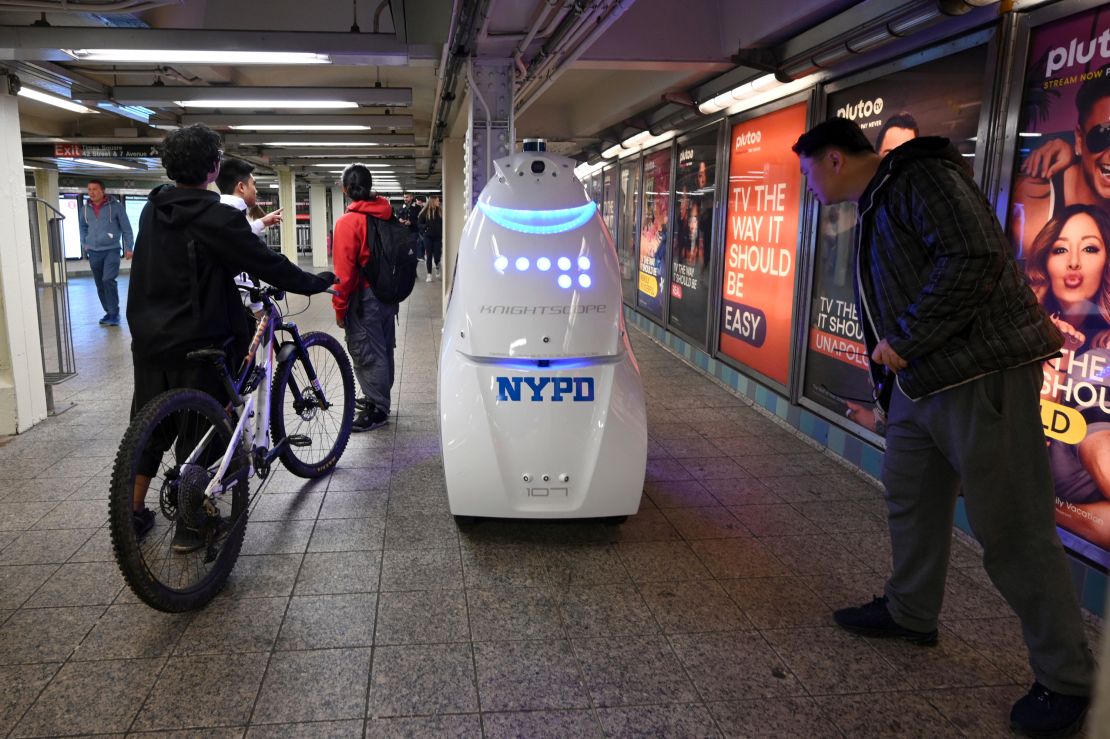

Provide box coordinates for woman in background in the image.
[418,194,443,281]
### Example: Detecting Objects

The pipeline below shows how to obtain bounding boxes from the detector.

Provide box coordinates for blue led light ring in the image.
[478,201,597,235]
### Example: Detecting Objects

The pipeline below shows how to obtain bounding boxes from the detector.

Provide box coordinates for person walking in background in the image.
[79,178,134,327]
[332,164,397,432]
[792,117,1095,738]
[397,191,423,275]
[418,194,443,281]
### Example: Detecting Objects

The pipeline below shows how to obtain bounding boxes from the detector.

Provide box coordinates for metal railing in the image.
[27,197,77,415]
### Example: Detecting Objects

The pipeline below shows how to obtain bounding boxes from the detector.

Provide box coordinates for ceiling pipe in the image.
[512,0,558,80]
[515,0,603,103]
[0,0,178,11]
[516,0,636,115]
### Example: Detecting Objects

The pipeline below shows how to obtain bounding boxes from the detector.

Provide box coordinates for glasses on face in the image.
[1084,123,1110,154]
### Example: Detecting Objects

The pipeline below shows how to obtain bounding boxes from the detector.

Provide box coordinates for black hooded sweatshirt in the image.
[127,185,330,367]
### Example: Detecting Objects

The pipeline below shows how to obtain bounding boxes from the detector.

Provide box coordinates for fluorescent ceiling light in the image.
[602,130,677,160]
[18,87,98,114]
[72,158,132,170]
[66,49,330,65]
[312,162,389,167]
[176,100,358,109]
[699,74,781,115]
[230,124,371,131]
[264,141,379,146]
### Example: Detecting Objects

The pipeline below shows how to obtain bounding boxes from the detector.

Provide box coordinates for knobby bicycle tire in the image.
[109,388,249,612]
[270,331,356,478]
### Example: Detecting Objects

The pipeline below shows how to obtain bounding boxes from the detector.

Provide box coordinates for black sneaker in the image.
[833,595,938,646]
[171,514,226,554]
[355,397,371,411]
[352,407,388,432]
[1010,682,1089,738]
[132,507,155,540]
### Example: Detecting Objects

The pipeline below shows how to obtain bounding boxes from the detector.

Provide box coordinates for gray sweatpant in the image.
[344,287,397,414]
[882,362,1094,696]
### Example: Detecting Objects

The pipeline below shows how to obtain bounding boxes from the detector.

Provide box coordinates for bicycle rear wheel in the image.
[270,331,355,478]
[109,389,249,612]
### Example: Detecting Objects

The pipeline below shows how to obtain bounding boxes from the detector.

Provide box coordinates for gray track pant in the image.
[882,362,1094,696]
[344,287,397,414]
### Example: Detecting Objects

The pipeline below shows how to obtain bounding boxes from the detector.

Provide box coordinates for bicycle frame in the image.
[183,291,324,500]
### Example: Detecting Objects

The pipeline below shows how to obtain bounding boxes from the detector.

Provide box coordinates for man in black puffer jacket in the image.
[794,117,1094,739]
[126,124,334,545]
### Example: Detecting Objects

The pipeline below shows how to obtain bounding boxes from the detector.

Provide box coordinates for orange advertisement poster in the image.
[718,102,807,385]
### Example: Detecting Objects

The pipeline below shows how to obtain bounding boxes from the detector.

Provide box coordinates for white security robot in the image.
[439,141,647,521]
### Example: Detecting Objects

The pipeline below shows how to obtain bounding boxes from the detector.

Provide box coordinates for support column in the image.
[0,84,47,434]
[330,186,345,231]
[308,183,329,268]
[465,59,514,214]
[32,168,58,285]
[276,166,297,262]
[442,135,465,313]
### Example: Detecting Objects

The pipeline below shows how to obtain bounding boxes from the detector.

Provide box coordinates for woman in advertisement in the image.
[1026,204,1110,548]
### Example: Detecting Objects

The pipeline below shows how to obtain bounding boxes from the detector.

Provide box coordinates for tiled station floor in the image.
[0,270,1102,738]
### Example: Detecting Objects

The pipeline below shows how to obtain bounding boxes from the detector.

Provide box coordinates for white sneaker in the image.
[433,267,440,278]
[426,274,433,282]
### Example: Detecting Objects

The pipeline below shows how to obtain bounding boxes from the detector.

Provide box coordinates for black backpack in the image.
[359,213,419,304]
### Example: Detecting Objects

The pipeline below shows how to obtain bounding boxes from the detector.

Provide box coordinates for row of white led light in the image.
[493,255,593,289]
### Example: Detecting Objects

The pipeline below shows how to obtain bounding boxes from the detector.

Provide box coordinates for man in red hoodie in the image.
[332,164,396,431]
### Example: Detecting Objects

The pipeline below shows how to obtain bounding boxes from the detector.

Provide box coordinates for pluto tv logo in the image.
[836,97,884,121]
[734,130,762,149]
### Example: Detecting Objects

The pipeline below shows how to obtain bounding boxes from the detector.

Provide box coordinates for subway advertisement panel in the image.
[668,126,718,346]
[718,103,807,386]
[637,146,672,321]
[801,44,988,433]
[618,157,641,306]
[1008,5,1110,566]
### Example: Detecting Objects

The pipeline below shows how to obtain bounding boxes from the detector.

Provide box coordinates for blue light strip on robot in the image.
[487,357,602,370]
[478,201,596,235]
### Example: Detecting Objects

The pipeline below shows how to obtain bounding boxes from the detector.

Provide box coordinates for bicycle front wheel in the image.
[270,331,355,478]
[109,389,249,612]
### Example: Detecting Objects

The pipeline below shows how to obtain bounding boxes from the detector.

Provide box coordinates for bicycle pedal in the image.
[287,434,312,447]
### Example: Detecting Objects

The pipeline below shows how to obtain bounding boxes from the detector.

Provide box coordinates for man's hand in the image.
[1020,137,1074,180]
[260,208,283,229]
[336,318,346,329]
[872,338,908,371]
[124,250,133,260]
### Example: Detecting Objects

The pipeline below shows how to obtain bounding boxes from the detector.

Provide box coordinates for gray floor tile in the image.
[571,635,699,707]
[720,577,830,629]
[29,500,110,530]
[0,605,104,664]
[175,596,287,655]
[383,512,459,550]
[727,504,821,538]
[368,643,477,717]
[669,630,802,702]
[375,589,467,645]
[12,657,161,737]
[558,583,658,638]
[295,550,382,595]
[249,492,324,522]
[640,580,751,634]
[0,663,61,737]
[689,538,790,579]
[603,509,682,543]
[326,466,391,492]
[643,479,718,509]
[241,521,315,556]
[0,502,58,531]
[708,697,843,738]
[596,703,720,738]
[644,458,695,482]
[379,548,461,591]
[24,560,124,607]
[2,477,86,503]
[922,685,1027,738]
[541,544,630,586]
[481,710,601,739]
[762,627,910,696]
[317,489,387,519]
[276,593,377,649]
[221,554,303,599]
[252,648,371,724]
[68,526,114,562]
[364,714,481,738]
[679,457,750,481]
[792,500,888,534]
[461,544,550,588]
[758,535,869,576]
[866,628,1010,690]
[473,639,589,711]
[942,617,1036,684]
[815,691,959,737]
[133,653,269,731]
[245,720,364,738]
[466,587,564,641]
[699,477,782,507]
[662,506,750,540]
[0,564,59,609]
[615,541,711,582]
[73,603,191,661]
[307,518,384,552]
